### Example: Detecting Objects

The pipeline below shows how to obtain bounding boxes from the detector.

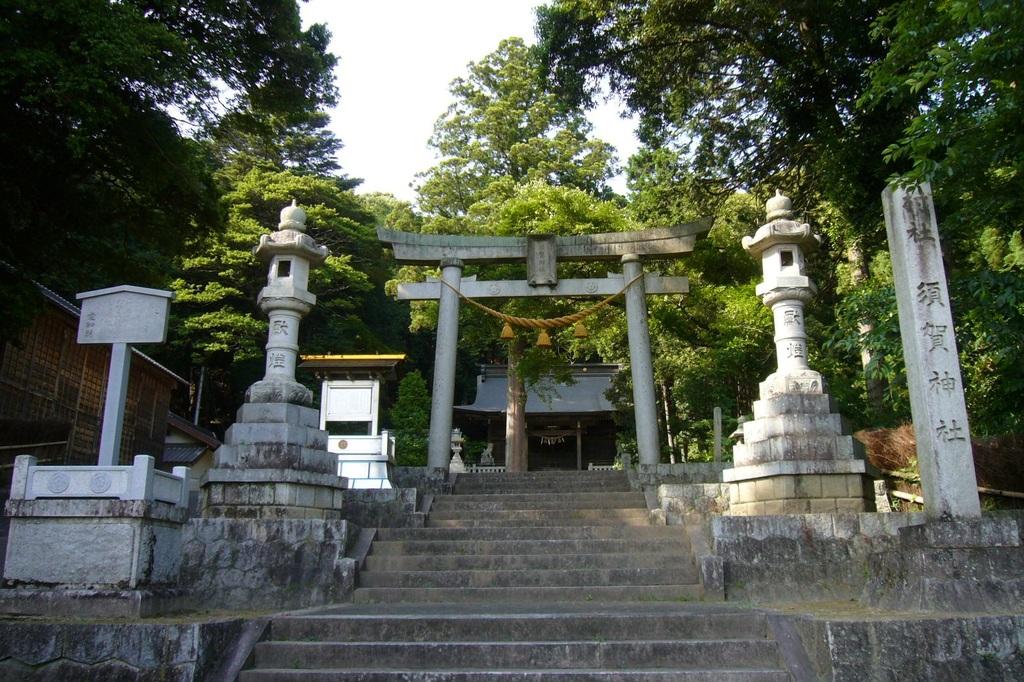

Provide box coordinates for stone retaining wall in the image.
[789,613,1024,681]
[630,462,726,488]
[863,512,1024,612]
[392,467,452,496]
[713,512,925,603]
[340,488,424,528]
[0,618,251,681]
[179,519,356,611]
[657,483,730,517]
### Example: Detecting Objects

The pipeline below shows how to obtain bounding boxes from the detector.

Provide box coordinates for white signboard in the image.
[77,285,173,345]
[324,381,378,424]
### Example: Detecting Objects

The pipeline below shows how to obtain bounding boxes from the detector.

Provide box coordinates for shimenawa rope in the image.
[436,273,644,330]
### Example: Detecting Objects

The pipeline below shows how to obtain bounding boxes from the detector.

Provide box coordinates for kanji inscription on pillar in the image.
[883,182,980,519]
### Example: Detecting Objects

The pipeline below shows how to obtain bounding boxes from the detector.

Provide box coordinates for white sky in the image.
[300,0,639,202]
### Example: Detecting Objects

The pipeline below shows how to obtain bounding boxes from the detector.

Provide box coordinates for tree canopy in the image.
[0,0,336,340]
[416,37,618,233]
[538,0,1024,438]
[537,0,904,235]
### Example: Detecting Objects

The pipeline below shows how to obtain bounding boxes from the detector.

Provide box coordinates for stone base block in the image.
[734,433,863,465]
[215,442,337,474]
[726,472,876,516]
[633,462,725,486]
[3,499,187,590]
[201,468,347,519]
[236,401,320,427]
[864,516,1024,611]
[202,482,344,519]
[658,483,730,516]
[758,368,827,398]
[752,392,836,417]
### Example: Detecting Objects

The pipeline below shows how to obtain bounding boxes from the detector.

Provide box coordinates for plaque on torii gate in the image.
[378,220,712,470]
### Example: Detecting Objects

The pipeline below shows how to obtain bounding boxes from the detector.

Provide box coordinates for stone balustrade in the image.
[465,465,507,473]
[9,454,188,507]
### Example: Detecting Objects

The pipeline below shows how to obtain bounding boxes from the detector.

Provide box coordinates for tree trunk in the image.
[505,338,529,472]
[660,382,676,464]
[847,244,885,405]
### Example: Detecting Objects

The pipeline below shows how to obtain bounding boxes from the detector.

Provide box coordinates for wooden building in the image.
[455,364,620,470]
[0,283,186,477]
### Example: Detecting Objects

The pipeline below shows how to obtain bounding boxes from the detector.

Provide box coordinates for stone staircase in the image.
[241,470,792,680]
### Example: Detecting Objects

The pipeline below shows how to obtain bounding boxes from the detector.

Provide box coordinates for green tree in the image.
[0,0,336,341]
[862,0,1024,221]
[416,37,617,233]
[848,0,1024,434]
[209,109,344,176]
[537,0,921,432]
[402,38,628,469]
[537,0,905,232]
[390,370,431,467]
[169,166,383,428]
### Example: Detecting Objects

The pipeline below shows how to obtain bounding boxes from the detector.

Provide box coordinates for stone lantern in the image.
[743,191,823,398]
[200,202,348,520]
[722,192,877,515]
[246,201,327,406]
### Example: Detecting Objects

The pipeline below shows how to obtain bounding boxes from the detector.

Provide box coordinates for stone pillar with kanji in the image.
[200,202,348,519]
[722,192,877,514]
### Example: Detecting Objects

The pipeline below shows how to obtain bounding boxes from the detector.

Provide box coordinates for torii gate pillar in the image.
[427,258,464,469]
[623,254,661,465]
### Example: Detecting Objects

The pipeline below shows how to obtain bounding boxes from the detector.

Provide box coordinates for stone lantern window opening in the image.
[277,259,292,278]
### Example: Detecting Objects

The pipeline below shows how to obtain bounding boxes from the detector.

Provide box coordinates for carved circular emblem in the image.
[488,283,501,296]
[90,472,112,494]
[47,472,70,494]
[338,439,348,450]
[585,282,598,294]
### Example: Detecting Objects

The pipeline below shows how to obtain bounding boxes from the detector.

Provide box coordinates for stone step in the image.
[454,471,627,483]
[452,482,633,495]
[358,566,699,589]
[430,507,651,522]
[431,491,646,511]
[252,639,779,670]
[352,584,703,604]
[266,610,769,643]
[451,488,635,497]
[363,551,687,572]
[427,509,653,527]
[241,668,793,681]
[451,472,631,496]
[374,525,684,542]
[368,537,691,558]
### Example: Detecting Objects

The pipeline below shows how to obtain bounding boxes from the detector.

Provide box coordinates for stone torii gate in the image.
[378,221,711,470]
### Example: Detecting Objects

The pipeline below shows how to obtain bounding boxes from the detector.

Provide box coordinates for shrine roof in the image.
[299,354,406,378]
[456,364,618,416]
